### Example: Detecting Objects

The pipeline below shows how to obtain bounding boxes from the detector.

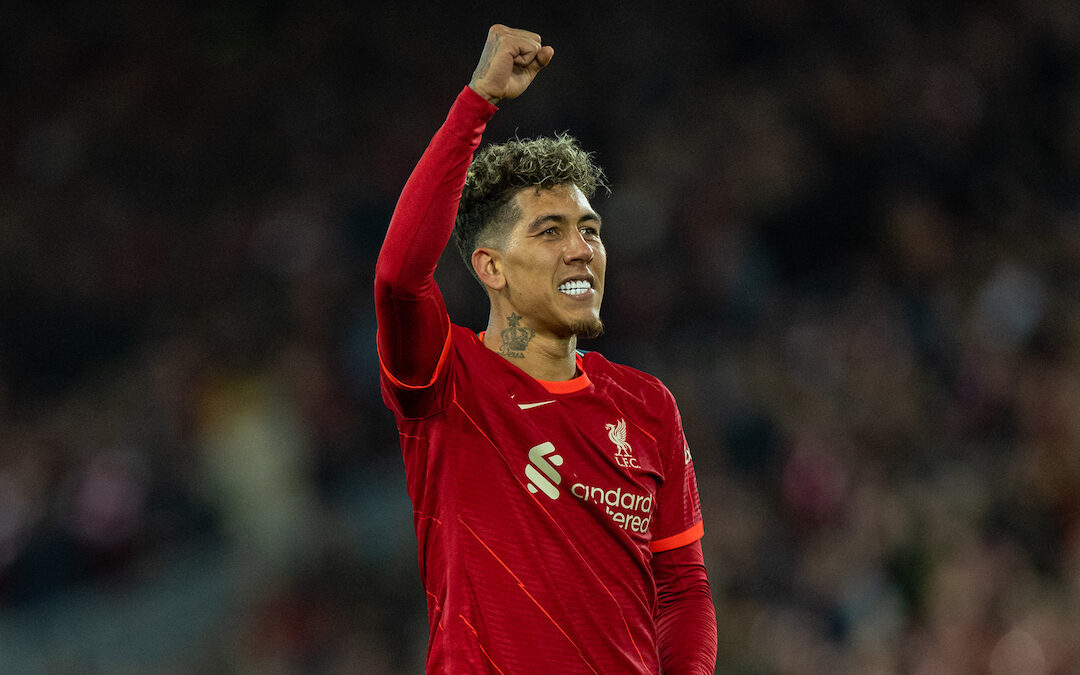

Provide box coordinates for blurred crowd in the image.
[2,1,1079,673]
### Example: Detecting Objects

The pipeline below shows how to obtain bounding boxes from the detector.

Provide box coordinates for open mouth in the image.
[557,279,593,296]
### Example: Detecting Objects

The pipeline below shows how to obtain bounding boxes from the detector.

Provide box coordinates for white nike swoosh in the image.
[518,400,557,410]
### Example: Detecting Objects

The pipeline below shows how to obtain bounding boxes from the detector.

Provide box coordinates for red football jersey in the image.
[380,324,704,674]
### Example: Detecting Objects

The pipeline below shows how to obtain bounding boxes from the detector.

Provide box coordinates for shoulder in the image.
[450,323,482,343]
[445,324,491,366]
[580,350,677,410]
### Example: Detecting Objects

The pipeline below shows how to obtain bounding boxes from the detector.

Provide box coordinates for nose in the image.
[563,229,595,264]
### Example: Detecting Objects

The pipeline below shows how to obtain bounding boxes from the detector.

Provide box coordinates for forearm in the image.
[653,541,718,675]
[374,86,496,384]
[375,85,494,295]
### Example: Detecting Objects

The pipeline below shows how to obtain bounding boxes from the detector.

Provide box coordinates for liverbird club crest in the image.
[606,419,639,468]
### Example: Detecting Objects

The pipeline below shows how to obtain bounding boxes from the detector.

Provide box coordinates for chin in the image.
[570,318,604,339]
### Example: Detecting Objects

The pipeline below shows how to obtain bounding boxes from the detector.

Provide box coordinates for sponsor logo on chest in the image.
[522,418,653,534]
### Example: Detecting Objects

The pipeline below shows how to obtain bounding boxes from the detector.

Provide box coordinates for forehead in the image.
[508,184,597,228]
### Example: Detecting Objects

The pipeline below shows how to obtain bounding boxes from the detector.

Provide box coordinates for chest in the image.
[453,381,667,530]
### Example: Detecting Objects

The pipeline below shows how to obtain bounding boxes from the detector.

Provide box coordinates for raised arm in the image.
[374,25,553,388]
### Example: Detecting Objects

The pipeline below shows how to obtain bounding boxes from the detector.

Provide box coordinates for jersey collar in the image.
[477,331,591,394]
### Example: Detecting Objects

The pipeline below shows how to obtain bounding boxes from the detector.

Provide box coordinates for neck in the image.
[483,312,578,381]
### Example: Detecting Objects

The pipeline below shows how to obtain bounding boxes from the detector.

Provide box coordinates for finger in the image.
[491,24,543,46]
[518,44,553,71]
[536,45,554,68]
[517,30,544,47]
[509,35,542,56]
[491,25,546,61]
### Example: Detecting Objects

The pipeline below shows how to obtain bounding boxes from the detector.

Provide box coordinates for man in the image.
[375,24,717,674]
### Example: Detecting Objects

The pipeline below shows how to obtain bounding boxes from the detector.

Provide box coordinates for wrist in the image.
[468,82,501,106]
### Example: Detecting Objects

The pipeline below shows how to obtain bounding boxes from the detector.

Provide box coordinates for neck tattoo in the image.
[498,313,535,359]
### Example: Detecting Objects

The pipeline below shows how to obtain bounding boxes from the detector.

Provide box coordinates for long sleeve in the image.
[652,540,718,674]
[374,86,497,387]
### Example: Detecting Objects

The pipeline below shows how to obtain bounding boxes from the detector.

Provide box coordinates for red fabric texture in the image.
[652,540,718,674]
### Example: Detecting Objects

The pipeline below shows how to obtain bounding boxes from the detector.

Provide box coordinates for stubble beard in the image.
[570,317,605,340]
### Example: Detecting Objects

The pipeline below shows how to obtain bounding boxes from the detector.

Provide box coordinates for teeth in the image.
[558,279,592,296]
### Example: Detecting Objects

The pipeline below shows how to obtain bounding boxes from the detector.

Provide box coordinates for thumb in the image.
[535,45,554,68]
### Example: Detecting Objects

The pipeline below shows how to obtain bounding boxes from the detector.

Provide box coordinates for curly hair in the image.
[453,133,608,281]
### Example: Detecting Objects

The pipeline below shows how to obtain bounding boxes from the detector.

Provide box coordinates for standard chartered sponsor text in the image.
[571,483,653,533]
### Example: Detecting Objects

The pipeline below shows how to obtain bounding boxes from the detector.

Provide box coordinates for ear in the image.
[472,247,506,291]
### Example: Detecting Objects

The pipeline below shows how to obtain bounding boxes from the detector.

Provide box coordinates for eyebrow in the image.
[526,212,602,233]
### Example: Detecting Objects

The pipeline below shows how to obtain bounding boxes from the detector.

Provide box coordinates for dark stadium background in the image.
[2,1,1079,672]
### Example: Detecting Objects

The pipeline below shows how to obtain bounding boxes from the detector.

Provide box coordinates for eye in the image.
[580,226,601,238]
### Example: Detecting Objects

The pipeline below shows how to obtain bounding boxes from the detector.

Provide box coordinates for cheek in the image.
[594,248,608,281]
[504,258,551,296]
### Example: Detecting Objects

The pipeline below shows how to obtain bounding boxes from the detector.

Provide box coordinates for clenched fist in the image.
[468,24,554,105]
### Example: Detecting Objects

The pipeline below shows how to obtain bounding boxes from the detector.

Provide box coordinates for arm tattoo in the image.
[498,313,534,358]
[471,35,501,83]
